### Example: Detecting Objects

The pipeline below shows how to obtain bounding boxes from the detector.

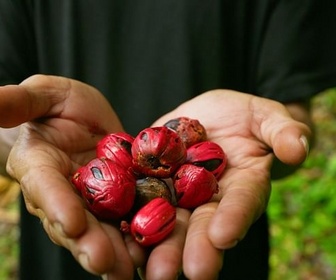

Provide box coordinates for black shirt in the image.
[1,1,336,134]
[1,1,336,279]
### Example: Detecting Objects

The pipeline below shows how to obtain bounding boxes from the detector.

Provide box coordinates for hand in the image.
[140,90,311,280]
[0,75,147,278]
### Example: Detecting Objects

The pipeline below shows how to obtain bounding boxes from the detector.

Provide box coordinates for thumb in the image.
[272,125,310,165]
[0,75,69,127]
[0,74,124,133]
[257,99,311,165]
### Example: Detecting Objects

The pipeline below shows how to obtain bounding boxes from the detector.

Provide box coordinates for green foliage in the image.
[269,88,336,280]
[0,201,19,280]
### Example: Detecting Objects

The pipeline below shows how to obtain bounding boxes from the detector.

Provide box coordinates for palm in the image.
[149,89,310,279]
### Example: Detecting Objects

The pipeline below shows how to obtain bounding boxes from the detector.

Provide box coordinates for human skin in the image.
[0,75,311,280]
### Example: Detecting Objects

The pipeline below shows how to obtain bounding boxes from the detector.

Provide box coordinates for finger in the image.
[251,96,311,165]
[183,203,223,280]
[123,233,147,269]
[0,74,123,132]
[9,126,140,277]
[0,76,67,127]
[20,165,89,237]
[142,208,190,280]
[208,167,271,249]
[272,126,310,165]
[19,157,130,276]
[101,223,136,279]
[8,133,88,237]
[42,211,117,275]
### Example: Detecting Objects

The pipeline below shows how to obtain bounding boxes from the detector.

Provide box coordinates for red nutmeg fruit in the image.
[131,126,187,178]
[72,157,136,220]
[186,141,227,179]
[130,197,176,246]
[164,116,207,148]
[96,132,134,170]
[173,164,219,209]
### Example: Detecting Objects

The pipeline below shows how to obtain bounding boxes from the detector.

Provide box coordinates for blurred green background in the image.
[0,88,335,279]
[269,88,336,280]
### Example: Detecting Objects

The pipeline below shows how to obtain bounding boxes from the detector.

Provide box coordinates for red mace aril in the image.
[96,132,134,170]
[72,157,136,220]
[173,164,219,209]
[186,141,227,179]
[164,116,207,148]
[131,126,187,178]
[129,197,176,246]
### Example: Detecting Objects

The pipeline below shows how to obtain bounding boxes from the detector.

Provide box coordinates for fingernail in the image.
[300,135,309,159]
[137,267,146,280]
[78,253,91,274]
[101,275,108,280]
[53,222,65,237]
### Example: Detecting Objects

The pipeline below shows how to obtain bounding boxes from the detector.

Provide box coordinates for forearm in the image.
[0,126,20,176]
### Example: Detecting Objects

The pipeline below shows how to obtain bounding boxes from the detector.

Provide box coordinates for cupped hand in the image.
[143,89,311,280]
[0,75,146,278]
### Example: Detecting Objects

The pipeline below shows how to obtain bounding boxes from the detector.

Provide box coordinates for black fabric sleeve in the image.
[0,0,37,85]
[255,0,336,102]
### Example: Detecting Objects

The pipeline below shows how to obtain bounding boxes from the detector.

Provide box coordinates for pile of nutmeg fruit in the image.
[72,117,227,246]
